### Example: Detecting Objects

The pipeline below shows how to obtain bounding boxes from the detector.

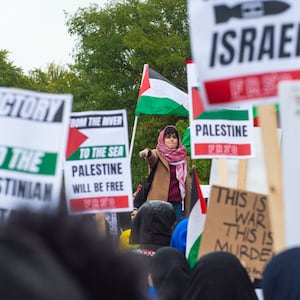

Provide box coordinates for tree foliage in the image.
[0,50,33,89]
[27,63,82,108]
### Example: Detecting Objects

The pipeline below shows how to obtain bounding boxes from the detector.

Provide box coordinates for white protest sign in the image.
[187,60,255,159]
[188,0,300,108]
[64,110,133,214]
[0,87,72,211]
[279,80,300,247]
[190,106,254,159]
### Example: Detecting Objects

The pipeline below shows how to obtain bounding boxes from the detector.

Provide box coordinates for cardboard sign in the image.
[188,0,300,108]
[64,110,133,214]
[0,87,72,211]
[199,185,273,279]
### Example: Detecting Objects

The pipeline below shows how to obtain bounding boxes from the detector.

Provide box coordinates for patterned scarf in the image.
[156,126,187,199]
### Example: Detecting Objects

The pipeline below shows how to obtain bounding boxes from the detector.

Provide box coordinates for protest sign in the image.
[187,60,255,159]
[199,185,273,279]
[279,80,300,247]
[64,110,133,214]
[188,0,300,108]
[0,87,72,211]
[189,106,255,159]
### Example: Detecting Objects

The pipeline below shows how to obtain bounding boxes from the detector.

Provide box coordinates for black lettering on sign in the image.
[209,23,300,67]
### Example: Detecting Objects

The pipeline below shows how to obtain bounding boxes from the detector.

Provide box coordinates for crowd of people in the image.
[0,124,298,299]
[2,202,298,300]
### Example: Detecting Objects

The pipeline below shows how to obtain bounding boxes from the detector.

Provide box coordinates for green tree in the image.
[27,63,82,108]
[0,50,33,89]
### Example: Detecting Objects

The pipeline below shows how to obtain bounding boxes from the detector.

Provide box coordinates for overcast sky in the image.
[0,0,108,73]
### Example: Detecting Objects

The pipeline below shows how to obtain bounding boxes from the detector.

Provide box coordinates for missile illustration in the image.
[214,1,290,24]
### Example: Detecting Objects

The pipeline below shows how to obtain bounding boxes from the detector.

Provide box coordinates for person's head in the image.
[150,246,191,300]
[7,210,147,300]
[130,200,177,247]
[163,126,179,149]
[182,251,258,300]
[0,226,87,300]
[156,125,186,162]
[262,247,300,300]
[170,217,188,255]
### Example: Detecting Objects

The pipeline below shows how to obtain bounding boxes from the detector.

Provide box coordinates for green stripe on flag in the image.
[197,109,249,120]
[187,234,202,269]
[135,96,189,117]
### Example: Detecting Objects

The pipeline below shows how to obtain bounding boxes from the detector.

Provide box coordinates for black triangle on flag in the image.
[189,166,207,216]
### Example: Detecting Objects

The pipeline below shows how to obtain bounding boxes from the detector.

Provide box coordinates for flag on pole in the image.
[135,64,189,117]
[186,167,207,269]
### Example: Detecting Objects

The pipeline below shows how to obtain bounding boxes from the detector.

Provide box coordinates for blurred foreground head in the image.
[182,251,258,300]
[6,210,147,300]
[262,247,300,300]
[150,246,191,300]
[0,226,86,300]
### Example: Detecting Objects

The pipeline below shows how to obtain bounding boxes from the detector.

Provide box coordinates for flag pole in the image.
[129,115,139,161]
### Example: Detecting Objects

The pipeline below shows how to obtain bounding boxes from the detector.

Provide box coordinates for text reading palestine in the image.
[72,162,123,177]
[195,124,248,137]
[0,93,64,122]
[210,23,300,67]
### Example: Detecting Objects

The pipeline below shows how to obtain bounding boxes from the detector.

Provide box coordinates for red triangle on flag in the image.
[138,64,151,99]
[66,127,88,158]
[194,168,207,214]
[192,87,205,119]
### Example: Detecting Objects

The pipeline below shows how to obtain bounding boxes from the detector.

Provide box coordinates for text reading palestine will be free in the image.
[0,92,64,122]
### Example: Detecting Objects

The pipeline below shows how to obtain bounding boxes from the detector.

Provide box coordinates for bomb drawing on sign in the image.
[214,1,290,24]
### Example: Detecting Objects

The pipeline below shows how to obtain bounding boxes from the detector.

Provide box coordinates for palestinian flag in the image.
[186,167,207,269]
[135,64,189,117]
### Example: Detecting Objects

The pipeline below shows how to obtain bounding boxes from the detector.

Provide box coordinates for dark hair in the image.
[163,126,179,140]
[7,210,147,300]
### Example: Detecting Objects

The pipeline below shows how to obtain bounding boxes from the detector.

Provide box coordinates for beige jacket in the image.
[144,149,191,215]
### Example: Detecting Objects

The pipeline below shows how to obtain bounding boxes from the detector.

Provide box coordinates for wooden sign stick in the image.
[218,158,228,186]
[237,159,248,190]
[257,104,285,253]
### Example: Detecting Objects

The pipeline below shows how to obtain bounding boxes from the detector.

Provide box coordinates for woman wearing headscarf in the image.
[150,246,191,300]
[182,251,258,300]
[139,125,191,219]
[262,247,300,300]
[128,200,177,299]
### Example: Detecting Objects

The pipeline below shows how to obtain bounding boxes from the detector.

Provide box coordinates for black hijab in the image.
[150,246,191,300]
[182,251,258,300]
[262,247,300,300]
[130,200,176,247]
